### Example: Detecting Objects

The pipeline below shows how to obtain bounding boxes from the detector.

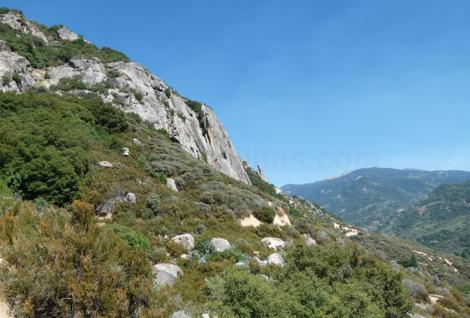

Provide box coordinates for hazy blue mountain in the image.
[282,167,470,230]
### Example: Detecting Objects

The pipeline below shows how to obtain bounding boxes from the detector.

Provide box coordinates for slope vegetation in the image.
[282,167,470,230]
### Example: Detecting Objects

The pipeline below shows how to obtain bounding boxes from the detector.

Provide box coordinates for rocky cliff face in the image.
[0,10,250,184]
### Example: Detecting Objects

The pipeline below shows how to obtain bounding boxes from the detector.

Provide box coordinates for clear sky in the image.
[4,0,470,186]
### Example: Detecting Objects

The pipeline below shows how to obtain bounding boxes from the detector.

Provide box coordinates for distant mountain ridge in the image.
[383,180,470,256]
[282,167,470,230]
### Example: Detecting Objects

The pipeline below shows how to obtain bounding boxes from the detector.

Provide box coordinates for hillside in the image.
[0,8,250,184]
[0,8,469,318]
[383,181,470,257]
[282,167,470,230]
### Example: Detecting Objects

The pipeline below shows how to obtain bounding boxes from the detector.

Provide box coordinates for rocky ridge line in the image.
[0,9,250,184]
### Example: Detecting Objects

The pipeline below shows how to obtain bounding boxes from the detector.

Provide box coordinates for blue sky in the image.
[5,0,470,186]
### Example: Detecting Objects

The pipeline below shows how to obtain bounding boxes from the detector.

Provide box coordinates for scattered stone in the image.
[253,257,267,267]
[125,192,137,204]
[122,147,130,156]
[428,294,444,305]
[95,192,137,218]
[302,234,317,246]
[153,263,182,288]
[133,138,142,146]
[171,311,191,318]
[201,314,210,318]
[171,233,195,252]
[98,161,113,168]
[210,238,232,252]
[414,303,428,311]
[235,261,248,268]
[261,237,285,250]
[167,178,179,192]
[267,253,285,266]
[239,214,262,227]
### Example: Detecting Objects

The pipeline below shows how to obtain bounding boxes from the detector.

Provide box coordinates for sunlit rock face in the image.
[0,10,250,184]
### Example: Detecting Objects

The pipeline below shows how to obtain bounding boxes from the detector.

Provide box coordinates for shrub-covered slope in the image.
[0,8,250,184]
[382,181,470,257]
[0,7,469,318]
[0,92,468,317]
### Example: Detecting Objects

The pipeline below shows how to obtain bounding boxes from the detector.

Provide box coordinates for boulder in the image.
[253,257,268,267]
[171,311,191,318]
[122,147,130,156]
[166,178,179,192]
[239,214,262,227]
[235,261,249,268]
[95,192,137,218]
[133,138,142,145]
[125,192,137,204]
[210,238,231,252]
[98,161,113,168]
[56,26,80,41]
[302,234,317,246]
[267,253,285,266]
[272,207,291,226]
[261,237,285,250]
[0,11,49,43]
[171,233,195,252]
[153,263,182,288]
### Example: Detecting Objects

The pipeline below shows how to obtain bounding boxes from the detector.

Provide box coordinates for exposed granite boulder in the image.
[0,31,250,184]
[98,161,113,168]
[95,192,137,218]
[210,238,232,252]
[153,263,182,288]
[171,233,195,252]
[0,11,48,43]
[171,311,191,318]
[254,257,268,267]
[267,253,285,266]
[56,26,80,41]
[166,178,179,192]
[239,214,262,227]
[0,50,40,92]
[302,234,317,246]
[125,192,137,204]
[261,237,285,250]
[273,207,291,226]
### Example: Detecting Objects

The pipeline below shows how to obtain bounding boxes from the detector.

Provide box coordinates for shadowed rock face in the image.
[0,10,250,184]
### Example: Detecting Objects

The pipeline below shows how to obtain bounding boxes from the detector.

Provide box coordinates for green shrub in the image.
[207,244,412,317]
[164,88,171,98]
[399,255,418,268]
[185,99,204,121]
[143,193,161,218]
[12,73,22,85]
[0,200,157,317]
[253,206,275,224]
[106,223,154,258]
[0,92,131,205]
